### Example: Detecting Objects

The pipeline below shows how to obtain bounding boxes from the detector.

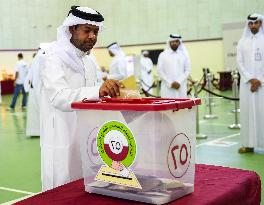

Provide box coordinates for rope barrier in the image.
[188,76,239,101]
[141,89,161,98]
[140,72,240,101]
[202,87,239,101]
[140,80,157,92]
[188,77,206,95]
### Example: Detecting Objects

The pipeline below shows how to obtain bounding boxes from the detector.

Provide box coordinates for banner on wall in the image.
[222,22,244,71]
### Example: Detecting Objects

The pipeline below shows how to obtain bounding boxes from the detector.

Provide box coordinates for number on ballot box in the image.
[110,140,122,152]
[167,133,191,178]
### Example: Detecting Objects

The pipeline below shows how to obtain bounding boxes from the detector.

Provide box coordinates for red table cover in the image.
[14,164,261,205]
[1,80,14,95]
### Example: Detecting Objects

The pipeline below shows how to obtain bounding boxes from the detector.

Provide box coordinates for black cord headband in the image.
[170,34,182,39]
[68,6,104,22]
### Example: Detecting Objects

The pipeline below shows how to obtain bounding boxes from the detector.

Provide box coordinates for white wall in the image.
[0,0,262,79]
[0,0,263,49]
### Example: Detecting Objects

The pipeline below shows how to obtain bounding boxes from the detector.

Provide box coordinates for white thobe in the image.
[25,51,45,136]
[140,56,153,93]
[157,50,191,98]
[108,55,128,80]
[40,42,101,191]
[237,32,264,149]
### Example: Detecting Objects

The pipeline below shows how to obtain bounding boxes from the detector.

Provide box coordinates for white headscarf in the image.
[142,50,149,55]
[39,43,50,52]
[107,42,125,57]
[49,6,104,73]
[140,50,151,66]
[166,34,190,59]
[24,42,51,91]
[57,6,104,41]
[241,13,264,39]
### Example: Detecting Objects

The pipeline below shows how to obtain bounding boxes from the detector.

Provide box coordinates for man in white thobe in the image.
[139,50,154,94]
[157,34,191,98]
[107,42,128,80]
[237,13,264,153]
[24,43,50,137]
[40,6,122,191]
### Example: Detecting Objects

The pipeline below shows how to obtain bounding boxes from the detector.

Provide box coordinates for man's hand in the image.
[171,81,180,90]
[99,79,123,98]
[249,78,261,92]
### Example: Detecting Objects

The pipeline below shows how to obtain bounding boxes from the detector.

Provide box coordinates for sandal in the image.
[238,147,254,153]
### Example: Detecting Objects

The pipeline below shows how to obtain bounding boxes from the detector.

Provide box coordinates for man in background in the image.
[8,53,28,110]
[139,50,154,94]
[24,44,50,137]
[237,13,264,153]
[157,34,191,98]
[107,42,128,80]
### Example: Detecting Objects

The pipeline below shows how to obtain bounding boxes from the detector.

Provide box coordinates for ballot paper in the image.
[115,75,146,124]
[118,75,141,99]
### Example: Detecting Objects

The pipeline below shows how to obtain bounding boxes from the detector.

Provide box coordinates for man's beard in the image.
[250,28,259,35]
[171,46,178,51]
[71,38,95,52]
[79,41,95,52]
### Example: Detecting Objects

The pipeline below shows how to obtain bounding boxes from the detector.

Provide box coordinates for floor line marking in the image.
[0,187,35,195]
[0,194,38,205]
[196,133,240,148]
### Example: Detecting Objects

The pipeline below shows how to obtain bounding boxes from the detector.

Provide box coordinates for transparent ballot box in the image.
[72,98,201,204]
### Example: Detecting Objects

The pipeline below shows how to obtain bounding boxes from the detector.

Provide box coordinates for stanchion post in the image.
[231,70,240,113]
[193,80,207,139]
[204,73,218,119]
[229,71,240,129]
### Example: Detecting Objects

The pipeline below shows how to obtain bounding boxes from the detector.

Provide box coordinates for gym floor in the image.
[0,92,263,204]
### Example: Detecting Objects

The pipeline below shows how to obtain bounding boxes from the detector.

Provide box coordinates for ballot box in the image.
[72,98,201,204]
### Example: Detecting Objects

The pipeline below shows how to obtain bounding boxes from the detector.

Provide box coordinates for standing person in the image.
[40,6,122,191]
[237,13,264,153]
[157,34,191,98]
[139,50,154,94]
[24,44,50,137]
[8,53,28,110]
[107,42,128,80]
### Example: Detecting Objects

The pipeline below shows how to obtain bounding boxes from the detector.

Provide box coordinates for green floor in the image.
[0,92,263,204]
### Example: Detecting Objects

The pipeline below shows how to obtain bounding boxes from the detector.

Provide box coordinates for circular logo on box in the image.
[167,133,191,178]
[86,127,102,166]
[97,121,136,168]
